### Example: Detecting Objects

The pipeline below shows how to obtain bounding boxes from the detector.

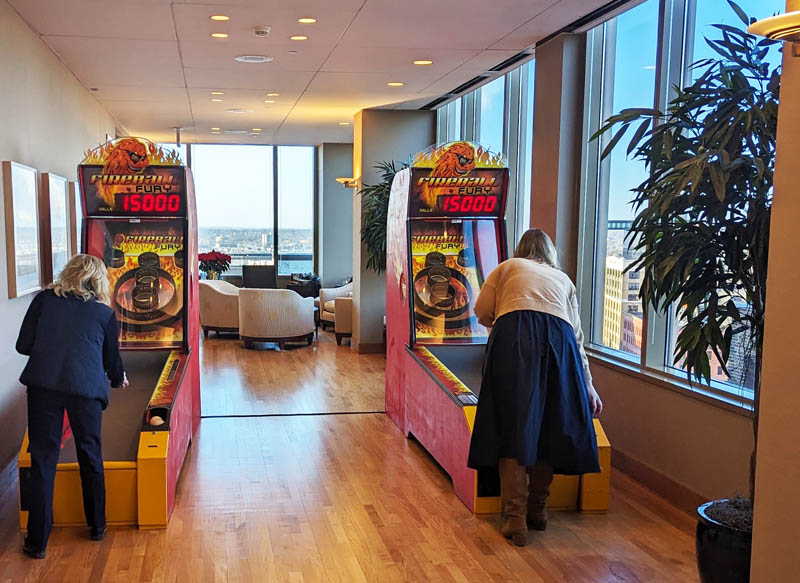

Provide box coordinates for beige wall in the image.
[751,1,800,577]
[318,143,354,287]
[352,109,435,351]
[0,0,116,468]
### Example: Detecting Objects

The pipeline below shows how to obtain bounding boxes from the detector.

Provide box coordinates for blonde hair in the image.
[514,228,559,268]
[51,254,111,304]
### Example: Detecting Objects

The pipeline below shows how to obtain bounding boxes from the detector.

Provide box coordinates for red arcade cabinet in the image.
[385,142,610,515]
[18,138,201,529]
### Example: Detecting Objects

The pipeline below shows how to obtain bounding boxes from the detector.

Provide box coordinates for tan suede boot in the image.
[526,461,554,531]
[498,458,528,546]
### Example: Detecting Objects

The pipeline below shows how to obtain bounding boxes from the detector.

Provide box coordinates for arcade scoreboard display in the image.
[385,141,610,514]
[18,138,201,529]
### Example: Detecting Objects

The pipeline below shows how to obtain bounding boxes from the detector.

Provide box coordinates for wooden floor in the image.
[0,331,700,582]
[201,330,385,416]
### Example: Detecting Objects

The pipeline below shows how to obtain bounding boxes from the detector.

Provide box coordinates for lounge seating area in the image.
[199,278,354,349]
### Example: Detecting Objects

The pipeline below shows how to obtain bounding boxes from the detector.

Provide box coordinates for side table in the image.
[287,281,321,298]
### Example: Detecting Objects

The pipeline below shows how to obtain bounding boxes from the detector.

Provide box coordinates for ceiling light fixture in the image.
[210,91,224,95]
[211,33,229,39]
[266,92,279,97]
[413,59,433,65]
[338,122,351,126]
[288,50,298,55]
[290,35,308,41]
[210,15,230,21]
[234,55,274,63]
[225,130,248,134]
[387,82,405,87]
[298,17,317,24]
[263,99,276,103]
[210,98,223,102]
[226,108,253,114]
[252,128,262,131]
[211,127,221,131]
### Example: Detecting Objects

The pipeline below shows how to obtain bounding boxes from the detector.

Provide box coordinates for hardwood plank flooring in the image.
[201,331,385,417]
[0,333,699,582]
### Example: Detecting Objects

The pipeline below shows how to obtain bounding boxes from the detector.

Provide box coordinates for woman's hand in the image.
[114,372,130,390]
[588,386,603,417]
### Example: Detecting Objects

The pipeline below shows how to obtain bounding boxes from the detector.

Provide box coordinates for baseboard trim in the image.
[612,447,706,516]
[353,341,384,354]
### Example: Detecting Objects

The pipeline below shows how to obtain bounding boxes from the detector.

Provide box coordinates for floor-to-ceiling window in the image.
[578,0,781,402]
[192,145,275,269]
[477,77,506,154]
[277,146,315,275]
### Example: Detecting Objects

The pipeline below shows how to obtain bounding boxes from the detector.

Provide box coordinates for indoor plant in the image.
[594,3,779,581]
[360,161,407,273]
[198,250,232,279]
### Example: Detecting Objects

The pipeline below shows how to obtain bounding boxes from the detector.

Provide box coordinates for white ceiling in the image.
[9,0,609,145]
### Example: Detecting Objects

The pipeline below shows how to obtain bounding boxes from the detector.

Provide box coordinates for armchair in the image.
[238,289,315,349]
[199,280,240,337]
[319,282,353,345]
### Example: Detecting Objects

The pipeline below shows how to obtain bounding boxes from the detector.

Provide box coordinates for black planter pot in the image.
[696,500,751,583]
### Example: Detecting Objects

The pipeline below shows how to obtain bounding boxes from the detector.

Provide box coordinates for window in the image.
[518,60,535,237]
[277,146,315,275]
[578,0,774,401]
[478,76,506,154]
[192,145,275,270]
[584,0,659,359]
[157,143,188,165]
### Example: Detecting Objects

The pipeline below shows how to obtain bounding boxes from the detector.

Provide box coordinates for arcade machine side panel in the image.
[385,168,411,433]
[184,168,201,433]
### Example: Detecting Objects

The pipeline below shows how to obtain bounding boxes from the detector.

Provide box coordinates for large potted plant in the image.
[594,3,779,581]
[360,161,407,273]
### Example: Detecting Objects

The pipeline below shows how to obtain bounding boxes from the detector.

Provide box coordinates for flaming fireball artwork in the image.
[420,142,477,209]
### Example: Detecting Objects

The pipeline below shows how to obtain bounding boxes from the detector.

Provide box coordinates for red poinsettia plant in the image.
[198,250,232,274]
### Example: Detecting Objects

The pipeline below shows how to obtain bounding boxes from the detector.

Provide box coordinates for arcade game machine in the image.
[385,141,610,515]
[18,137,201,529]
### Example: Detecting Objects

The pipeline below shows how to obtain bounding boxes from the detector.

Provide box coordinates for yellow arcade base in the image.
[465,407,611,515]
[17,426,172,530]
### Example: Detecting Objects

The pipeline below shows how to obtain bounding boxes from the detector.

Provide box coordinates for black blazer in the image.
[16,290,125,408]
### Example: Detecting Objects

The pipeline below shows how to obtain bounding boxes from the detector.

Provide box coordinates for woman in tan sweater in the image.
[468,228,602,546]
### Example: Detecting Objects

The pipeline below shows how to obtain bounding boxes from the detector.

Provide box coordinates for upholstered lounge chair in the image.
[319,282,353,345]
[199,280,240,337]
[238,289,315,349]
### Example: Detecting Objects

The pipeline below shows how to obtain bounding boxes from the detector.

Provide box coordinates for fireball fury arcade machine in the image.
[385,142,610,515]
[18,138,201,529]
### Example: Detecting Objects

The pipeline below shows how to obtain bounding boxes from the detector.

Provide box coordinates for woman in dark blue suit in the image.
[16,254,128,559]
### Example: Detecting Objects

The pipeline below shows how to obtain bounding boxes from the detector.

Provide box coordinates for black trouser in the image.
[25,387,105,550]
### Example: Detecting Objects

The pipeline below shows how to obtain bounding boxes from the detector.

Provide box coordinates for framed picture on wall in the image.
[41,172,70,284]
[68,181,81,255]
[2,161,41,298]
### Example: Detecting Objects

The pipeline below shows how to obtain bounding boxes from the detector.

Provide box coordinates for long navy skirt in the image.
[467,310,600,474]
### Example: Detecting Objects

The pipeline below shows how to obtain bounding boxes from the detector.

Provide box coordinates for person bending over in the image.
[468,228,602,546]
[16,254,128,559]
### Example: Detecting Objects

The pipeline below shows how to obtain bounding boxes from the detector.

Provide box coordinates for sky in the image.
[479,76,505,155]
[605,0,783,221]
[189,144,314,230]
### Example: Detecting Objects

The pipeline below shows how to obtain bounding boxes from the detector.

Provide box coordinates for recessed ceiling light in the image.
[387,82,405,87]
[298,17,317,24]
[211,127,221,131]
[210,98,224,102]
[252,128,262,131]
[338,122,351,126]
[211,33,229,39]
[263,99,276,103]
[210,91,224,95]
[90,87,99,91]
[413,60,433,65]
[266,93,280,97]
[234,55,274,63]
[226,108,252,114]
[290,35,308,41]
[225,129,248,134]
[211,131,221,134]
[287,50,298,55]
[250,133,260,136]
[210,15,230,21]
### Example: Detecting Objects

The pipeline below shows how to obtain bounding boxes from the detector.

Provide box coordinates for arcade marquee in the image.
[385,141,610,515]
